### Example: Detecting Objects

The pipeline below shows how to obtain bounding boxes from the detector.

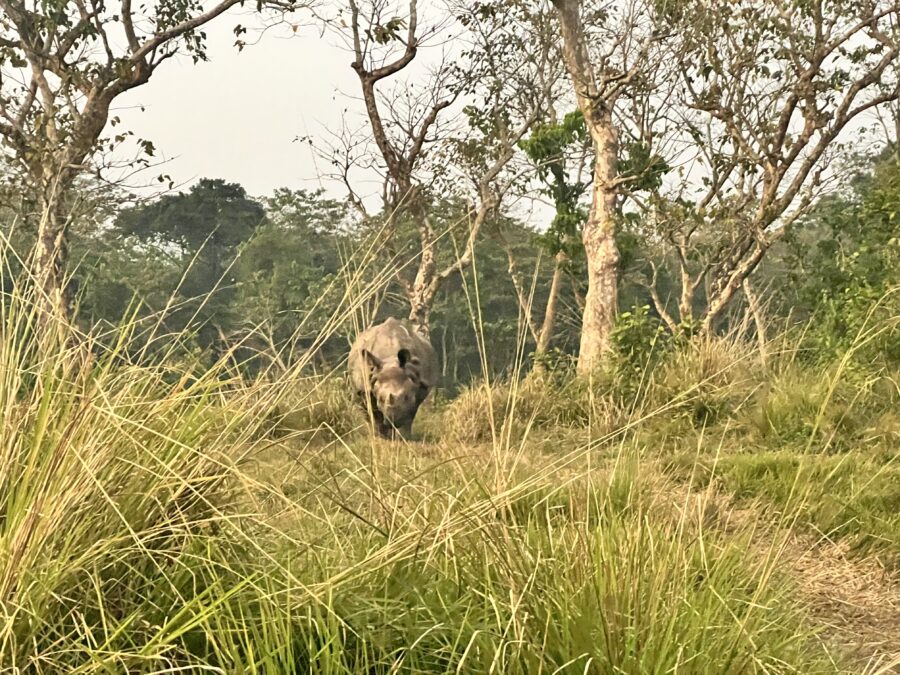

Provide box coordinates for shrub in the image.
[443,379,522,444]
[443,371,635,444]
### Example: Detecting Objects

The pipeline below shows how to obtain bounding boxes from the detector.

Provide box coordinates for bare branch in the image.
[130,0,244,65]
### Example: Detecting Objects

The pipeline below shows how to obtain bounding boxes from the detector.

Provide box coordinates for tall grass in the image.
[0,232,396,670]
[1,227,896,672]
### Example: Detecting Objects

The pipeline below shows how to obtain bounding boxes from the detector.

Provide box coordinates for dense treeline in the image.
[3,145,895,389]
[2,0,899,381]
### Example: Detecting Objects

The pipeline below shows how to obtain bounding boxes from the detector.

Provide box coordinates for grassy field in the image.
[0,280,898,673]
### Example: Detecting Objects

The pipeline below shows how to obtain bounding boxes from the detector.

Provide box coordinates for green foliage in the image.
[114,178,265,254]
[611,304,671,371]
[775,151,900,370]
[618,139,670,192]
[233,189,350,360]
[519,111,588,262]
[105,179,265,357]
[519,111,587,179]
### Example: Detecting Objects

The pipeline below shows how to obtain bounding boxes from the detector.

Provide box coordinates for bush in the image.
[611,304,674,371]
[444,379,505,443]
[443,370,636,444]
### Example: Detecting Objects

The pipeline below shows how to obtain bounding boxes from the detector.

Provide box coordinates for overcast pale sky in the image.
[107,3,888,229]
[111,6,555,227]
[115,12,359,201]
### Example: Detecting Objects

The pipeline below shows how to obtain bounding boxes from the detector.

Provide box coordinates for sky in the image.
[111,7,554,226]
[115,11,361,202]
[106,3,890,230]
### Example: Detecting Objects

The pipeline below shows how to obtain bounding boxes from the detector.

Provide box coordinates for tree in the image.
[233,188,351,362]
[0,0,288,322]
[779,150,900,365]
[515,109,589,364]
[550,0,664,371]
[644,0,900,335]
[112,178,266,357]
[336,0,558,337]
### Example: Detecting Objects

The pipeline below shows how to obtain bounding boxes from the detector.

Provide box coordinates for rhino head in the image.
[361,347,427,438]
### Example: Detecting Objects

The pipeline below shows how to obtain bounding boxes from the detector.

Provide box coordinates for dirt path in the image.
[779,533,900,673]
[659,468,899,672]
[697,489,900,672]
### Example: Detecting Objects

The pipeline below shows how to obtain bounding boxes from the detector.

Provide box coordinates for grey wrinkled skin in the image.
[348,317,438,439]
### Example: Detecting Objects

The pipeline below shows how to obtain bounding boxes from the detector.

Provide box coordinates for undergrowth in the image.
[1,268,897,671]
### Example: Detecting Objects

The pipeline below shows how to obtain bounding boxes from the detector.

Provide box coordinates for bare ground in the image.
[679,485,900,674]
[782,534,900,673]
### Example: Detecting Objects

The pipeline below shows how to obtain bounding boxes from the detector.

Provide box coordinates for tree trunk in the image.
[678,263,695,326]
[33,182,72,330]
[551,0,621,374]
[742,277,768,366]
[700,243,768,335]
[578,121,620,372]
[29,89,117,332]
[534,251,565,360]
[408,289,432,340]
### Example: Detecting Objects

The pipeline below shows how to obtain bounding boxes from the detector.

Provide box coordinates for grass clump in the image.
[734,359,898,451]
[647,335,759,426]
[443,378,513,443]
[0,282,307,671]
[444,336,762,446]
[443,374,615,445]
[692,451,900,569]
[271,373,364,439]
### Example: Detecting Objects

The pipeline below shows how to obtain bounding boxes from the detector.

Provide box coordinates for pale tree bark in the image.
[348,0,465,339]
[646,262,678,334]
[34,180,71,324]
[503,242,540,344]
[503,243,566,368]
[535,252,566,358]
[402,202,495,339]
[551,0,621,372]
[742,277,767,366]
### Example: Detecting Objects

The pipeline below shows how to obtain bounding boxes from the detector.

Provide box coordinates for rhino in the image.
[348,317,438,439]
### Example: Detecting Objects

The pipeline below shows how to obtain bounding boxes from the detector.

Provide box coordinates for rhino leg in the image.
[377,424,394,440]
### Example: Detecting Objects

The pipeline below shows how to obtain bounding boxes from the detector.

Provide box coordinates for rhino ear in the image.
[398,348,420,368]
[362,349,383,373]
